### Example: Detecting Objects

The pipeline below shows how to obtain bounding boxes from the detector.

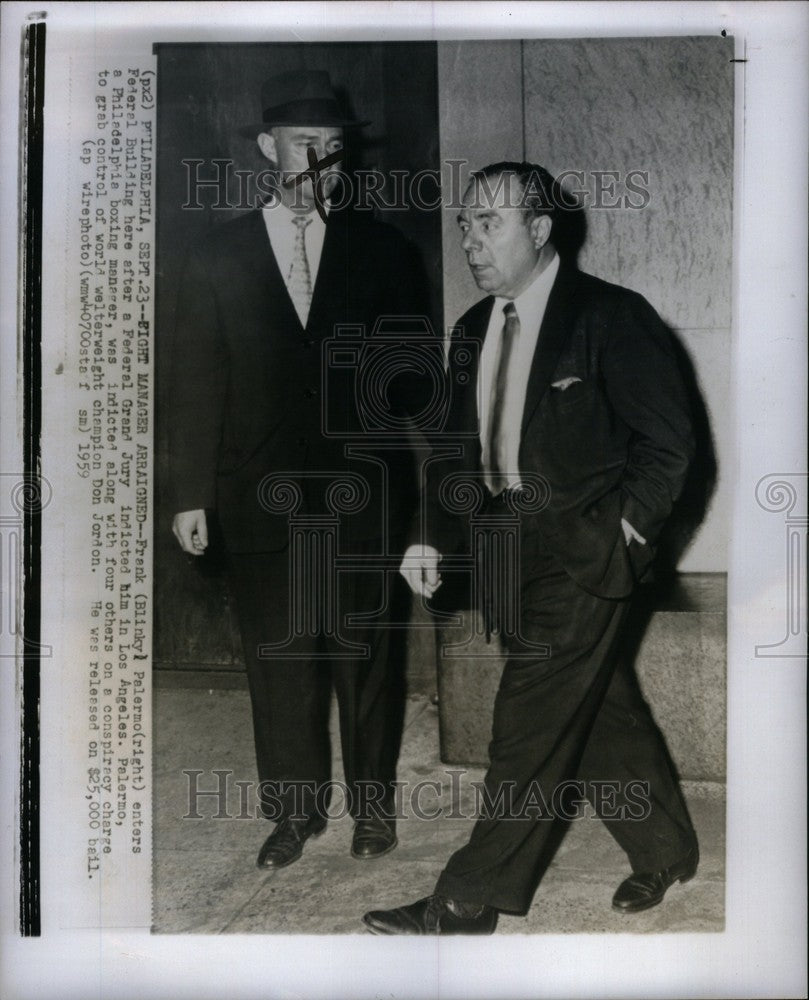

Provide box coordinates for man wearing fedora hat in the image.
[170,70,429,870]
[238,70,370,216]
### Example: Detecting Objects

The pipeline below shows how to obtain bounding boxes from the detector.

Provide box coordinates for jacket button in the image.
[305,387,317,398]
[302,339,314,349]
[296,437,306,447]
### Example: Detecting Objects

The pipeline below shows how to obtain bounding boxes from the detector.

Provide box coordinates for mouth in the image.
[469,264,494,283]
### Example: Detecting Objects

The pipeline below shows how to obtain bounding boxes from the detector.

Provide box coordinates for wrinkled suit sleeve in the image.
[603,291,695,546]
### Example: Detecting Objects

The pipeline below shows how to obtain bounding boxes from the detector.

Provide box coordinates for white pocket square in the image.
[551,376,583,391]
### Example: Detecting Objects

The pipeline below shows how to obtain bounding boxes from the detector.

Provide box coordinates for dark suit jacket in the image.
[169,206,431,553]
[422,265,695,599]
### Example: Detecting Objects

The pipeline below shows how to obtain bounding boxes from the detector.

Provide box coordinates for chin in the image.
[289,192,317,213]
[473,276,496,293]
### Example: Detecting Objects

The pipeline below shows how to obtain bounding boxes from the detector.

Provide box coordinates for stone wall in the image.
[438,37,733,571]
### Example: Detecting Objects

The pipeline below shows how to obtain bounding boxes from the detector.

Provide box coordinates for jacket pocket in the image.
[550,377,596,411]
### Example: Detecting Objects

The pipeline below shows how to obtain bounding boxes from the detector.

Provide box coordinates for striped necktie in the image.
[487,301,520,495]
[288,214,313,326]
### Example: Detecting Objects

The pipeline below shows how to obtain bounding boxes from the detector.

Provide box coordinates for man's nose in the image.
[310,140,332,164]
[461,229,479,252]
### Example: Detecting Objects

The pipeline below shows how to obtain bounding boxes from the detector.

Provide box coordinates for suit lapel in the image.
[306,207,348,333]
[238,210,303,335]
[451,298,492,439]
[520,264,580,437]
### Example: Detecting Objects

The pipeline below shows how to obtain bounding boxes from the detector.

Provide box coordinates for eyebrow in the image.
[456,209,499,223]
[289,131,342,141]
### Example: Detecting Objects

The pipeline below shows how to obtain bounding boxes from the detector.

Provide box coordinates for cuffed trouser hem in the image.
[433,874,527,915]
[627,835,699,876]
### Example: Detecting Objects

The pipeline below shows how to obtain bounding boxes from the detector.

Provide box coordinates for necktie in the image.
[487,301,520,495]
[288,214,313,326]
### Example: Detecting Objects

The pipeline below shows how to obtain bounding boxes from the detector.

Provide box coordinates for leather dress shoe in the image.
[612,846,699,913]
[256,815,326,870]
[363,895,497,935]
[351,816,397,859]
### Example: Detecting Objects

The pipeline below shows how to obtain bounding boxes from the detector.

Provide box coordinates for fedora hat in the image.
[239,69,369,137]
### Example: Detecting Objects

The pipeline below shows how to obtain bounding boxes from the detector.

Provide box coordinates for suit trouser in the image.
[228,542,403,822]
[434,530,697,913]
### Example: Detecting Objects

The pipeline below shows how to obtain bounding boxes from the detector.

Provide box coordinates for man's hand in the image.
[173,509,208,556]
[400,544,442,597]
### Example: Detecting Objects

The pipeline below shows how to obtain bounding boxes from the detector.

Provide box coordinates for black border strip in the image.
[19,15,46,938]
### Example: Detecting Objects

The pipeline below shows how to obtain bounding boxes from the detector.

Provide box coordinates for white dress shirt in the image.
[261,200,328,310]
[478,253,560,492]
[476,251,645,545]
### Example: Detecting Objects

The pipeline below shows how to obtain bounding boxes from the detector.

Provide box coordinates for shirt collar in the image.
[495,251,560,320]
[262,198,329,225]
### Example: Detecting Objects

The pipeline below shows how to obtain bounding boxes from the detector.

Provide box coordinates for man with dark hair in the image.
[472,160,567,217]
[364,161,698,934]
[170,71,428,871]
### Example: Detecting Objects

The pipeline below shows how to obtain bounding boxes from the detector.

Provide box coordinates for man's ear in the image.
[530,214,552,251]
[257,131,277,164]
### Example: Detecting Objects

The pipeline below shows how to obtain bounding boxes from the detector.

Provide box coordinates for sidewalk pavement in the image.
[153,687,724,935]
